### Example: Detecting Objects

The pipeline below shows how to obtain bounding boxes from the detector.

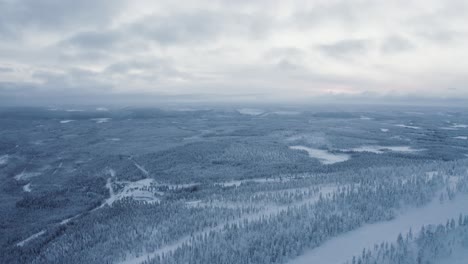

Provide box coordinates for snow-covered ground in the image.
[60,120,75,124]
[104,178,160,206]
[288,193,468,264]
[269,111,300,115]
[395,124,421,129]
[237,108,264,116]
[290,146,350,164]
[0,154,8,165]
[91,118,111,123]
[453,136,467,140]
[452,124,468,128]
[14,171,41,181]
[216,177,290,187]
[380,128,389,132]
[345,145,422,154]
[23,183,31,192]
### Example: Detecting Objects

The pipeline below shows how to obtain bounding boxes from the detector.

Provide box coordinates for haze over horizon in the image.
[1,0,468,105]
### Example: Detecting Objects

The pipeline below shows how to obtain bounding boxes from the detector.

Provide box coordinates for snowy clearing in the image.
[289,193,468,264]
[104,178,160,206]
[237,108,264,116]
[395,124,421,129]
[60,120,75,124]
[0,154,8,165]
[14,171,41,181]
[380,128,389,132]
[91,118,111,123]
[290,146,350,164]
[23,183,31,192]
[452,124,468,128]
[268,111,300,116]
[454,136,467,140]
[216,177,290,187]
[96,107,109,111]
[345,145,422,154]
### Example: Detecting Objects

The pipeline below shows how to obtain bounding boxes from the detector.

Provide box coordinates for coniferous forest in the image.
[1,106,468,264]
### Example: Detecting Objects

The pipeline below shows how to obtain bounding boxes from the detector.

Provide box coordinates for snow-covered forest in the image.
[1,106,468,264]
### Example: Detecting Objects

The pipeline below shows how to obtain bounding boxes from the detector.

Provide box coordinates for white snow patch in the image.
[345,145,422,154]
[380,128,389,132]
[16,230,46,247]
[107,168,116,178]
[453,136,467,140]
[290,146,350,165]
[23,183,32,192]
[60,120,75,124]
[452,124,468,128]
[216,177,290,187]
[14,171,41,181]
[0,155,8,165]
[104,178,160,206]
[91,118,111,123]
[395,124,421,129]
[441,127,458,130]
[270,111,300,115]
[289,193,468,264]
[359,116,373,120]
[96,107,109,111]
[237,108,264,116]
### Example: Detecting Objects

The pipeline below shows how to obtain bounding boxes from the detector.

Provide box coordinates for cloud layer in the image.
[1,0,468,104]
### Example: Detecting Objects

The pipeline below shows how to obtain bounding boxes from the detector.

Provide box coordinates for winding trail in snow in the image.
[16,230,46,247]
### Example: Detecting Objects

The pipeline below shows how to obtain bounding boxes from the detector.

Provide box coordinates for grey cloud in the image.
[0,66,14,73]
[32,68,112,92]
[264,47,307,71]
[416,29,460,44]
[129,11,273,45]
[61,31,123,50]
[381,36,415,54]
[130,12,221,45]
[264,47,306,60]
[58,50,112,64]
[294,0,377,28]
[318,39,369,58]
[0,0,125,39]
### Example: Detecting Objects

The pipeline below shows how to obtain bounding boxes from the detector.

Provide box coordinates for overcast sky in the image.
[1,0,468,105]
